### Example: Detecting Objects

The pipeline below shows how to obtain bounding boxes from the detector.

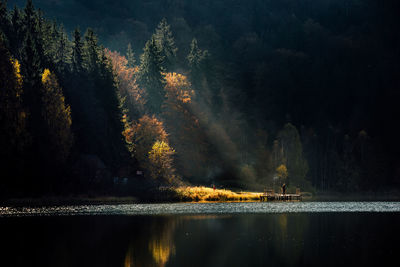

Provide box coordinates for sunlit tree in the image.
[105,48,146,117]
[148,140,176,183]
[163,72,211,179]
[276,164,288,181]
[41,69,73,162]
[0,43,28,160]
[154,18,177,71]
[123,114,168,165]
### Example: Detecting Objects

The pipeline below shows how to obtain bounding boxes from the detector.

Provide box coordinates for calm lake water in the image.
[0,202,399,267]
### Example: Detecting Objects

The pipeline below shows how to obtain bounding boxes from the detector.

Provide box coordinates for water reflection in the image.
[124,216,178,267]
[124,215,226,267]
[0,213,398,266]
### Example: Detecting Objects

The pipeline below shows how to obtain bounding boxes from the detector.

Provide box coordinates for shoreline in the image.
[1,190,399,207]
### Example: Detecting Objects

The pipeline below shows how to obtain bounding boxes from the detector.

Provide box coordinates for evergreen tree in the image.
[154,18,177,71]
[139,36,165,114]
[72,27,84,73]
[21,0,43,88]
[126,42,135,67]
[21,33,41,87]
[96,50,126,165]
[83,28,99,73]
[187,38,208,88]
[187,38,208,76]
[10,6,23,58]
[0,0,10,46]
[23,0,44,66]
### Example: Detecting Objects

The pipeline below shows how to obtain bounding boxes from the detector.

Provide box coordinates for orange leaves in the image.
[164,72,194,104]
[133,115,168,144]
[104,48,146,114]
[122,114,168,162]
[122,114,177,182]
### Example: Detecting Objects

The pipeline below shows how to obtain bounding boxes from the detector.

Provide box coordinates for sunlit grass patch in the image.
[173,186,261,202]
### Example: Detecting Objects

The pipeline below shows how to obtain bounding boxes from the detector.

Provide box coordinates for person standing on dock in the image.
[282,183,286,195]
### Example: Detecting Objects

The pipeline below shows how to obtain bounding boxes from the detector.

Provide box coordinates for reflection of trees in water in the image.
[273,214,309,266]
[123,214,310,266]
[123,216,178,267]
[124,215,225,267]
[148,218,177,267]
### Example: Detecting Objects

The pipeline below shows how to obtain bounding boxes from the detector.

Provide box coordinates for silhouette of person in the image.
[282,183,286,195]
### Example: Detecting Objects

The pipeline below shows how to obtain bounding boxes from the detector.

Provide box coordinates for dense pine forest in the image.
[1,0,399,198]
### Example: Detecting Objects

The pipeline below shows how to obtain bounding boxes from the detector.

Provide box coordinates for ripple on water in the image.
[0,202,400,217]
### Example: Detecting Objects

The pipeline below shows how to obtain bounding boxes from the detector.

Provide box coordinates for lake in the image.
[1,202,399,266]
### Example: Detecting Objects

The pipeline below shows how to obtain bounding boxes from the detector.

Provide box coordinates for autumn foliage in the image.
[148,140,176,183]
[105,48,146,116]
[164,72,194,104]
[0,50,28,159]
[41,69,73,162]
[121,112,180,182]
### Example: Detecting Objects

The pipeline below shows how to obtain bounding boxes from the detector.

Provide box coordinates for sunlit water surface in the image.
[0,202,399,267]
[1,201,400,216]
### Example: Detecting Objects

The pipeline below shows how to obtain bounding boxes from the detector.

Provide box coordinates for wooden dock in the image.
[259,193,302,201]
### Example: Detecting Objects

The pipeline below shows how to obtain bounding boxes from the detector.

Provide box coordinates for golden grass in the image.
[173,186,261,202]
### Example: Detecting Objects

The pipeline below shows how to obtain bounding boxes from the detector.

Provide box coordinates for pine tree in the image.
[154,18,177,71]
[55,25,71,72]
[0,0,10,46]
[187,38,208,78]
[72,27,84,73]
[23,0,44,65]
[186,38,211,100]
[96,50,126,165]
[126,42,135,67]
[83,28,99,73]
[10,6,23,58]
[21,0,43,87]
[139,36,165,114]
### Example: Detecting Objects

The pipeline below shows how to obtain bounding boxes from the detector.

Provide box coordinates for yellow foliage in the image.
[41,69,73,161]
[41,68,51,83]
[149,238,175,266]
[276,164,288,180]
[164,72,194,104]
[148,140,176,182]
[123,115,168,164]
[149,140,175,159]
[12,59,22,91]
[0,55,27,152]
[174,186,261,202]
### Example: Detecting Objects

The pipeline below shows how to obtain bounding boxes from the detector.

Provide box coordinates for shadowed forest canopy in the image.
[1,0,399,197]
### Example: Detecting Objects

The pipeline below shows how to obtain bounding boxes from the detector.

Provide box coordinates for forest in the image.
[1,0,399,199]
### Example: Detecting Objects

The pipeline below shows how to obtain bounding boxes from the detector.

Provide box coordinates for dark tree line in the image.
[0,0,126,197]
[1,0,399,196]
